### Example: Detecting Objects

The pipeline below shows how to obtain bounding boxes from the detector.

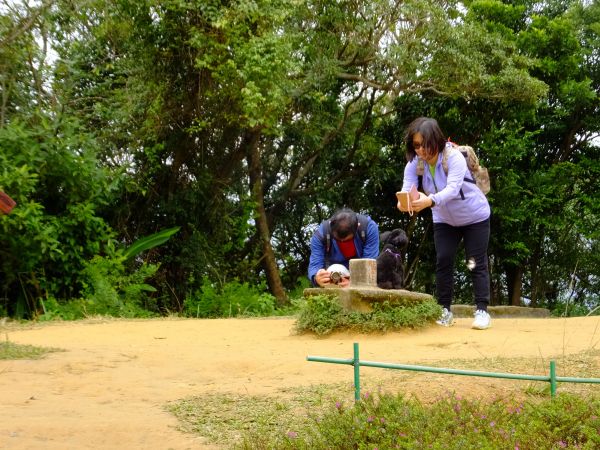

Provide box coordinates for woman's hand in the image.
[409,192,434,213]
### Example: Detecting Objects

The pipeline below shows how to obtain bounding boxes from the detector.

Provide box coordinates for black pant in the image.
[433,218,490,312]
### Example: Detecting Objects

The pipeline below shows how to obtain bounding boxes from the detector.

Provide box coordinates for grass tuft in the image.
[0,336,63,360]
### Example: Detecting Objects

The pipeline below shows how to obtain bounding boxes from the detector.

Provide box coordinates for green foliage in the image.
[122,227,180,260]
[2,0,599,316]
[550,302,593,318]
[77,255,159,318]
[0,116,119,317]
[183,278,276,318]
[37,255,160,320]
[379,0,600,310]
[237,392,600,449]
[294,294,344,335]
[295,294,442,335]
[37,296,89,321]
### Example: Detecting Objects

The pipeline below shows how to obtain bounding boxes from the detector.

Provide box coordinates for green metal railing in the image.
[307,342,600,400]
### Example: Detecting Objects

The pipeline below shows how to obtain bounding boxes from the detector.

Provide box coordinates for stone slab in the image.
[451,304,551,318]
[304,288,551,317]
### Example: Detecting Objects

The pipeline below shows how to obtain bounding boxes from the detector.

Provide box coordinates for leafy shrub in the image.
[295,294,442,335]
[38,255,160,320]
[183,278,276,318]
[237,392,600,449]
[79,255,159,317]
[38,296,89,321]
[0,118,118,318]
[550,302,594,317]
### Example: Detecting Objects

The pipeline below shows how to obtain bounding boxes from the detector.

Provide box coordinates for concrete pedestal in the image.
[305,257,433,312]
[349,258,377,287]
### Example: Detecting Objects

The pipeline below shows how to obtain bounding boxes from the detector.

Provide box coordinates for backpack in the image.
[417,143,490,195]
[316,213,369,267]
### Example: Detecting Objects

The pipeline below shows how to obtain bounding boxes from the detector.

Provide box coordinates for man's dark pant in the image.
[433,218,490,312]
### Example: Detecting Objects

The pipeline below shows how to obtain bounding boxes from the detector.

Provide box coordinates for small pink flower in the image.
[287,431,298,439]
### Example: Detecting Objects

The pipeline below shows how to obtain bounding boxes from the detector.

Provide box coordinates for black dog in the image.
[377,229,409,289]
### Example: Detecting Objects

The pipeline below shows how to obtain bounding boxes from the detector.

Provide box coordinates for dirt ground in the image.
[2,315,600,449]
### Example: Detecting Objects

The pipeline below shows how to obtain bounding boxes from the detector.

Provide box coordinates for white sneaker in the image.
[472,310,491,330]
[436,308,454,327]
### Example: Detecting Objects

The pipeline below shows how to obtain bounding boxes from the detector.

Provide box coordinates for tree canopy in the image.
[0,0,598,318]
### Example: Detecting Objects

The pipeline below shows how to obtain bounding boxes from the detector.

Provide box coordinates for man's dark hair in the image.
[330,208,357,240]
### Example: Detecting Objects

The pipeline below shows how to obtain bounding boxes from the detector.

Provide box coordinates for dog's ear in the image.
[379,231,391,245]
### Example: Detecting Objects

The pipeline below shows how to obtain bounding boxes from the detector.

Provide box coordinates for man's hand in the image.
[316,269,351,287]
[338,276,350,287]
[315,269,331,287]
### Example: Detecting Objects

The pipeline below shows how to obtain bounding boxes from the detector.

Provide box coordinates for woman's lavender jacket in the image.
[401,143,490,227]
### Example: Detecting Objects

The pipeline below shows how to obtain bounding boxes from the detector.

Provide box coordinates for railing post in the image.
[550,360,557,397]
[353,342,361,401]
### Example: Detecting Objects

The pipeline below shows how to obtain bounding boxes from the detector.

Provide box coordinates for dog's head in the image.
[379,229,408,252]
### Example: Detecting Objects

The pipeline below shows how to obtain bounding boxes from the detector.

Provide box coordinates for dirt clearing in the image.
[2,316,600,449]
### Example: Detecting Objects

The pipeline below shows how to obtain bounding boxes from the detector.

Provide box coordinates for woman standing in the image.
[397,117,491,330]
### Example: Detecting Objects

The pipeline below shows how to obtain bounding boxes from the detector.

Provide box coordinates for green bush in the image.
[295,294,442,335]
[38,296,89,321]
[237,392,600,449]
[0,118,118,318]
[38,255,160,320]
[550,302,594,317]
[80,255,159,317]
[183,278,276,318]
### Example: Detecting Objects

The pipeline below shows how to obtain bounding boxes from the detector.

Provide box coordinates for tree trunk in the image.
[246,129,288,306]
[510,266,523,306]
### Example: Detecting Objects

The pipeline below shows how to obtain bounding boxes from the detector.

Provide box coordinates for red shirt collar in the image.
[336,238,356,259]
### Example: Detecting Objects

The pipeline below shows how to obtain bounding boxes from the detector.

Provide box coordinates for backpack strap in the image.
[316,220,333,268]
[356,214,369,245]
[442,145,477,200]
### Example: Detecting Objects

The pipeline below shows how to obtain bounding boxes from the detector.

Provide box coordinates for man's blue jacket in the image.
[307,216,379,286]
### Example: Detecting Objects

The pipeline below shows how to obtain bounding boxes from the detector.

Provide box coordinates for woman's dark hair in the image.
[330,208,357,240]
[404,117,447,162]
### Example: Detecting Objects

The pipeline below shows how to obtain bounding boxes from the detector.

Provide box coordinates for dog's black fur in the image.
[377,229,409,289]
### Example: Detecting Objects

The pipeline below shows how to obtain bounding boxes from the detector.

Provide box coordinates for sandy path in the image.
[1,316,600,449]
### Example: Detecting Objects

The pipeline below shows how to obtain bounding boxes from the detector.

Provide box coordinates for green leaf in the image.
[122,227,180,260]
